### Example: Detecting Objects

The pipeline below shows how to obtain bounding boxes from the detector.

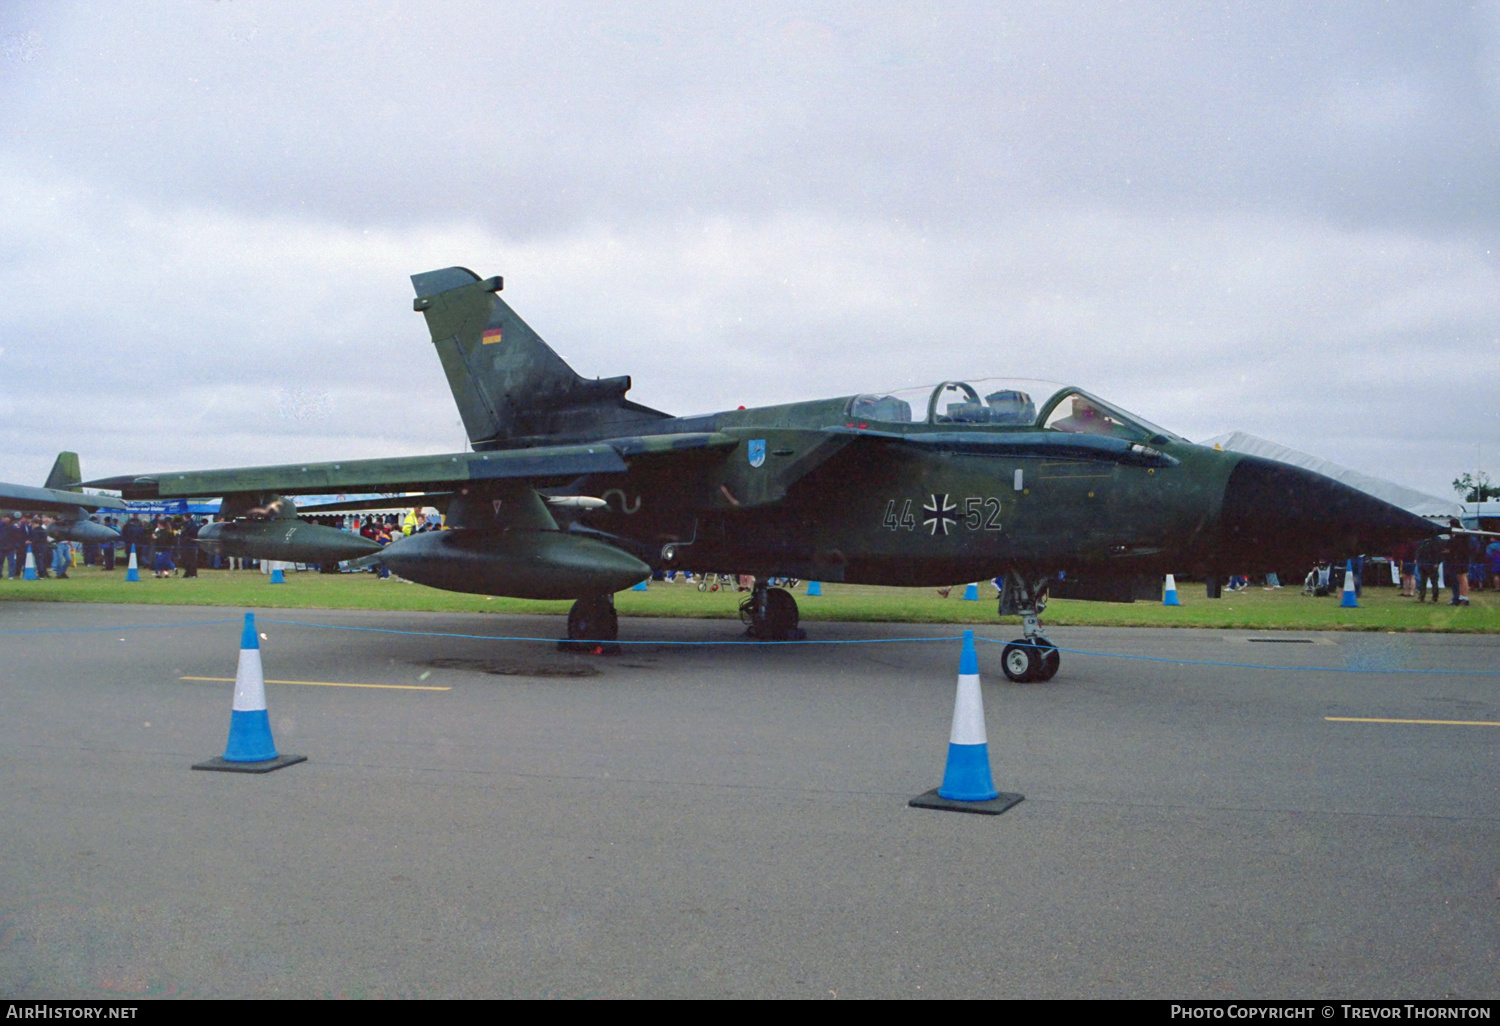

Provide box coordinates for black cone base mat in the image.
[909,789,1024,816]
[192,754,307,774]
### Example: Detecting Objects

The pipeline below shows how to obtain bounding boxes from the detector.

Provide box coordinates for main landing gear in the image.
[559,593,620,654]
[997,570,1060,682]
[740,582,806,641]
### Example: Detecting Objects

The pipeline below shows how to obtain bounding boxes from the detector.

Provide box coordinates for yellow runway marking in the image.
[1326,716,1500,727]
[180,676,450,692]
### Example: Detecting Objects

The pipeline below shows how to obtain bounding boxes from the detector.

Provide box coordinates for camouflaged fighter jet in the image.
[88,268,1437,680]
[2,452,124,543]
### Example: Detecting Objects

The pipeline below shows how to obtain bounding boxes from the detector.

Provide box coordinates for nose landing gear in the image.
[998,570,1059,682]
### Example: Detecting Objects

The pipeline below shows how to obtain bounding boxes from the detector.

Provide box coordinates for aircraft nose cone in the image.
[1217,455,1437,567]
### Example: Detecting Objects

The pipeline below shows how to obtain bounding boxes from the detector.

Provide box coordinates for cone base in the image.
[909,788,1024,816]
[192,754,307,774]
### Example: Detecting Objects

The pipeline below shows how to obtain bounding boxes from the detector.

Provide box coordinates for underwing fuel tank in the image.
[377,529,650,599]
[47,517,120,544]
[198,519,383,563]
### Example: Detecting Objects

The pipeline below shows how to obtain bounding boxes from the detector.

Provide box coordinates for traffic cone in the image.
[1163,574,1180,606]
[632,579,649,591]
[22,544,37,580]
[124,545,140,582]
[269,564,285,584]
[909,630,1023,815]
[193,613,305,773]
[1340,559,1359,608]
[963,582,979,601]
[806,581,822,596]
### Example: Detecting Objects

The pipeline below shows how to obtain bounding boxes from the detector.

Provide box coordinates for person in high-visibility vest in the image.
[402,509,421,536]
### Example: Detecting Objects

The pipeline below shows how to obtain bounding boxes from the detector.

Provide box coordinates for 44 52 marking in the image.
[883,495,1003,536]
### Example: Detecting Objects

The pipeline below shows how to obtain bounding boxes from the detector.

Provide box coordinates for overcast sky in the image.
[1,2,1496,499]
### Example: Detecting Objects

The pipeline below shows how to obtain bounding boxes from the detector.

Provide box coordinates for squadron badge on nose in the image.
[748,439,767,468]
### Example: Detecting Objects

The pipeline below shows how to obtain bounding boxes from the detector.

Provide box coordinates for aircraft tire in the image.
[566,595,618,642]
[742,587,801,640]
[765,587,799,639]
[1001,640,1041,682]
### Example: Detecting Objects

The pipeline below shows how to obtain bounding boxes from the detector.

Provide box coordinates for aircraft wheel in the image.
[1001,640,1041,682]
[764,587,800,639]
[741,587,803,640]
[566,595,618,642]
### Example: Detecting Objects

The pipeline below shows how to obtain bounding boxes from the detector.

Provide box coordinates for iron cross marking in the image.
[923,493,958,536]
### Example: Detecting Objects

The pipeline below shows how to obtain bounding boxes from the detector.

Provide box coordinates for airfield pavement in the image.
[0,601,1496,1000]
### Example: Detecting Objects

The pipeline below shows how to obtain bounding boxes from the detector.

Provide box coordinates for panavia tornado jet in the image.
[88,268,1436,680]
[2,452,124,543]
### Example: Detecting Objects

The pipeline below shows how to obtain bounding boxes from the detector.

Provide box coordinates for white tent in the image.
[1198,431,1463,520]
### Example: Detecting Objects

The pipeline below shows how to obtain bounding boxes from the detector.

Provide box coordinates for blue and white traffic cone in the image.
[963,582,979,601]
[910,630,1023,815]
[632,579,649,591]
[806,581,822,596]
[124,544,140,582]
[1163,573,1180,606]
[193,613,304,773]
[22,543,37,580]
[269,564,285,584]
[1340,559,1359,608]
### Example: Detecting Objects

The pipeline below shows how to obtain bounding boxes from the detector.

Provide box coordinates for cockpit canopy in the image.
[847,378,1179,444]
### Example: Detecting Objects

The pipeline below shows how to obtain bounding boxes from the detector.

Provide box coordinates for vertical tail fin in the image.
[43,452,82,491]
[411,268,668,447]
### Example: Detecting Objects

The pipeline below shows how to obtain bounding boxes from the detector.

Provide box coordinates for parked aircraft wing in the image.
[0,481,126,513]
[84,432,738,500]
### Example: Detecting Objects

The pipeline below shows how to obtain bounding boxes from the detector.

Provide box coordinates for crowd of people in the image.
[0,513,208,579]
[0,513,78,578]
[1388,518,1500,606]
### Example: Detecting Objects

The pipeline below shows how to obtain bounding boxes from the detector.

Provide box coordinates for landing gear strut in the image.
[559,593,620,654]
[740,583,806,641]
[997,570,1059,682]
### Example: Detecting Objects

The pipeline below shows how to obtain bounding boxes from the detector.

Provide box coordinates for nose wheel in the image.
[1001,637,1060,682]
[997,571,1061,682]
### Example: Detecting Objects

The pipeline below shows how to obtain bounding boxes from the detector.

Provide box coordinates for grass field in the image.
[2,564,1497,632]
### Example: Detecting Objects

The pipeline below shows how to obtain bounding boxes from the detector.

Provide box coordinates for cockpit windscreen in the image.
[847,379,1179,443]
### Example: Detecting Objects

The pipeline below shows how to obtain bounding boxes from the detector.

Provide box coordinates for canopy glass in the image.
[848,379,1179,444]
